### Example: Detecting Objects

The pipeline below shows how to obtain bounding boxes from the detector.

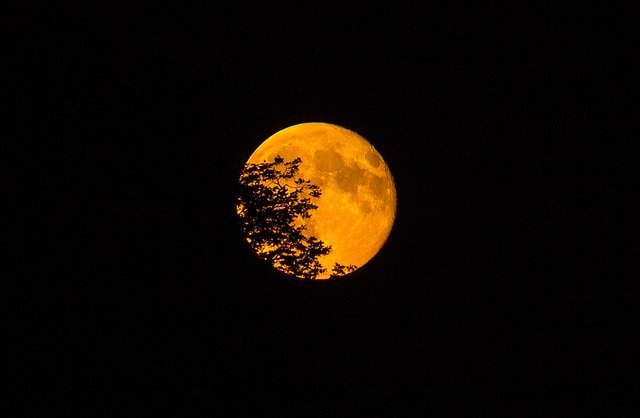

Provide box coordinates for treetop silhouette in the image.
[236,156,357,280]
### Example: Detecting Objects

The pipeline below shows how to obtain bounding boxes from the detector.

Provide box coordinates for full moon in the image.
[243,122,396,279]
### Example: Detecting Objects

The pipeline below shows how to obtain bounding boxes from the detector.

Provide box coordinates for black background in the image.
[8,1,637,416]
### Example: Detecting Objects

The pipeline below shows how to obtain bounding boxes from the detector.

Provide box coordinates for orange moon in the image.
[245,122,397,279]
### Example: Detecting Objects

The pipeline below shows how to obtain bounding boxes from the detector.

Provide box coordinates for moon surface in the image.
[245,122,396,279]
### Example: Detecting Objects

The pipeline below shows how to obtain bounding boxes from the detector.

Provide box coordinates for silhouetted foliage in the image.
[236,156,357,280]
[329,262,358,278]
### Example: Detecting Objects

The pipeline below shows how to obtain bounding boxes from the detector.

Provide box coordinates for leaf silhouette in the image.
[236,156,357,280]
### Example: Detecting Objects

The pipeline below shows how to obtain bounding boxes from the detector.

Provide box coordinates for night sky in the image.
[9,1,636,416]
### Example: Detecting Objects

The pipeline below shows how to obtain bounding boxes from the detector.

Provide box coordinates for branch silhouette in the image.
[236,156,357,280]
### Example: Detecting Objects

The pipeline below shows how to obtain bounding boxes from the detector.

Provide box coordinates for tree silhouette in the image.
[236,156,357,280]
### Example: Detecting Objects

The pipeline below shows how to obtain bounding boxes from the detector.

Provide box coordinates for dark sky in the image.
[9,1,636,416]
